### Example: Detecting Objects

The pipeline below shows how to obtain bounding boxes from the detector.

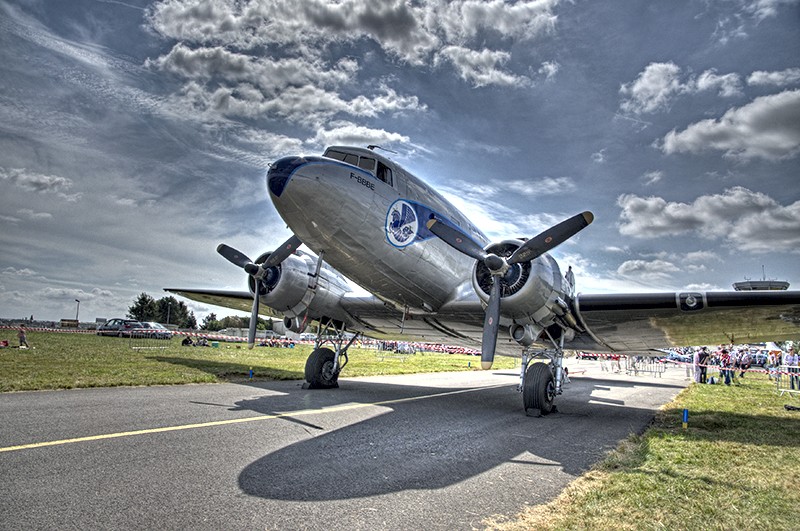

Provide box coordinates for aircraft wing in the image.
[342,290,800,355]
[168,287,800,355]
[165,289,283,319]
[568,291,800,354]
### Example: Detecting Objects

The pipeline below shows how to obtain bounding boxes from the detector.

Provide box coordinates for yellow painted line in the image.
[0,383,508,454]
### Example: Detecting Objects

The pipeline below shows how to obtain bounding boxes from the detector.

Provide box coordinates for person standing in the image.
[698,347,710,384]
[787,347,799,390]
[693,348,702,383]
[18,325,30,349]
[720,349,732,386]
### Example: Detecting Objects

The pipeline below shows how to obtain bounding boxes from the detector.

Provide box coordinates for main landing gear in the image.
[304,320,360,389]
[519,331,566,416]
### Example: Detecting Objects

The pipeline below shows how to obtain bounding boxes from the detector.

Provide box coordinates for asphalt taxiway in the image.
[0,362,687,529]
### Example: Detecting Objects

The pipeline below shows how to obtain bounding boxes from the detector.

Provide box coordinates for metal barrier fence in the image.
[775,365,800,397]
[129,330,172,350]
[625,356,666,377]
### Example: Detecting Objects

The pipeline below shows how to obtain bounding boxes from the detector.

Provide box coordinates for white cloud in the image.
[747,68,800,87]
[619,62,682,114]
[692,69,742,97]
[310,121,410,148]
[435,46,529,88]
[147,44,358,92]
[642,170,663,185]
[17,209,53,221]
[660,90,800,161]
[538,61,560,80]
[744,0,799,21]
[1,167,74,195]
[617,259,680,282]
[617,187,800,252]
[620,63,743,115]
[591,149,606,163]
[507,176,576,196]
[2,267,38,277]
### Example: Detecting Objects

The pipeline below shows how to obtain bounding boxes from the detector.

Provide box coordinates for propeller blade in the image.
[508,211,594,264]
[248,279,260,349]
[217,244,253,270]
[481,278,502,370]
[426,219,488,262]
[262,235,302,268]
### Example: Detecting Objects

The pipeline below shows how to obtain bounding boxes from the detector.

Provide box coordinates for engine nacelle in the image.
[247,250,351,328]
[471,239,569,335]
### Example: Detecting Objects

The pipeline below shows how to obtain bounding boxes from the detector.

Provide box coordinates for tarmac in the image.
[0,360,688,529]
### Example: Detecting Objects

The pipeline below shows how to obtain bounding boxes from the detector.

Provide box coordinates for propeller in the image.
[216,235,302,348]
[427,211,593,369]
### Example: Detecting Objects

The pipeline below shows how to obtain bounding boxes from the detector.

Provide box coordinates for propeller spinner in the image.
[216,235,302,348]
[427,211,593,369]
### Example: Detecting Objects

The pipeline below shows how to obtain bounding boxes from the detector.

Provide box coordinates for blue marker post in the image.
[682,408,689,430]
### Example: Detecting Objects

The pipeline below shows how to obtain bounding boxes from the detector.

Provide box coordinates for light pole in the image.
[166,302,172,326]
[75,299,80,322]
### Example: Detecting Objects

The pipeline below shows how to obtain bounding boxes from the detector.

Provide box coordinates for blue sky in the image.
[1,0,799,323]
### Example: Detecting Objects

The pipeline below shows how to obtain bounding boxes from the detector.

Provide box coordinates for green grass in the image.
[0,330,517,392]
[487,373,800,530]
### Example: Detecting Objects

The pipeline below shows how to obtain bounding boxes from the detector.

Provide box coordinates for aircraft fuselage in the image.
[267,146,490,313]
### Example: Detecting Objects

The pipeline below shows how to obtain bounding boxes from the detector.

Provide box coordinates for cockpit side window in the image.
[343,153,359,166]
[323,149,347,161]
[358,157,376,172]
[377,162,393,186]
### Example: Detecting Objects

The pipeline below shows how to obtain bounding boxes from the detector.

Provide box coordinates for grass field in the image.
[0,329,518,392]
[487,371,800,530]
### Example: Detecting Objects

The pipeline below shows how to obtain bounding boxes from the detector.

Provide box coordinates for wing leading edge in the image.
[165,289,282,319]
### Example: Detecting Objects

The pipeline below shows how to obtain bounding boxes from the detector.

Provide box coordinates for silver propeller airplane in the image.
[168,145,800,414]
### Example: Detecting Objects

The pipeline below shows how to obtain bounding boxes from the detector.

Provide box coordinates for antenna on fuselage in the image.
[367,145,398,154]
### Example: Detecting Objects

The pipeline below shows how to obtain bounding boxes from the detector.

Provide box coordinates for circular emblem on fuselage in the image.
[386,200,419,248]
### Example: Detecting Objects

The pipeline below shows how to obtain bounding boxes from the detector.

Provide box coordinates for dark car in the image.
[141,322,172,340]
[660,351,693,364]
[97,318,145,337]
[748,350,769,367]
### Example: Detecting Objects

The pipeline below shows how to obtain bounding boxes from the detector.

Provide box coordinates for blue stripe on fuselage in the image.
[267,156,379,198]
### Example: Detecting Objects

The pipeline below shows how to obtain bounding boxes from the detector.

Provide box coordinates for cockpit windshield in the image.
[323,148,392,187]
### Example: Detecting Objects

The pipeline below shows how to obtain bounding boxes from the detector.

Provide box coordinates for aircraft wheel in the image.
[523,362,556,415]
[305,348,340,389]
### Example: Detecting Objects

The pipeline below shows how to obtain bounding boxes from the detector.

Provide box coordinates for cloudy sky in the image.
[1,0,799,323]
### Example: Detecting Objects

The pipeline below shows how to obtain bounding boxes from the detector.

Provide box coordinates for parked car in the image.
[748,349,769,367]
[97,318,145,337]
[141,322,172,340]
[660,351,692,364]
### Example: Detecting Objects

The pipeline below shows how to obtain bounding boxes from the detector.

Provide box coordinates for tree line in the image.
[127,293,197,329]
[127,293,271,331]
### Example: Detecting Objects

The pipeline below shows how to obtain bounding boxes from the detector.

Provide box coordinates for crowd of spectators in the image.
[673,344,799,387]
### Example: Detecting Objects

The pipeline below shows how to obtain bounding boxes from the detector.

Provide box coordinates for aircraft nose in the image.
[268,156,306,198]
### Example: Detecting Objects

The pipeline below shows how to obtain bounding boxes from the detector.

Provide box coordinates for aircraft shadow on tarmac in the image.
[153,356,798,501]
[233,378,684,501]
[150,355,303,380]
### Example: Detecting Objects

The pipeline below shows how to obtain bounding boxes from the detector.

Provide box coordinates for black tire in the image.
[523,362,556,415]
[304,348,339,389]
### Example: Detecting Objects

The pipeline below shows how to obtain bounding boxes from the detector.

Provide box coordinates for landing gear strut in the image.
[304,320,359,389]
[519,330,566,416]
